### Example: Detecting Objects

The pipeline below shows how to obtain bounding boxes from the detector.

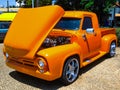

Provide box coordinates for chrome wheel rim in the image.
[110,42,116,57]
[65,58,79,83]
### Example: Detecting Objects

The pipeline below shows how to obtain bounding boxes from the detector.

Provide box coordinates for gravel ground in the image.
[0,43,120,90]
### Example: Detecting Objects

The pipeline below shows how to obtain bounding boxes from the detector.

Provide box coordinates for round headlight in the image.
[37,57,48,73]
[39,60,45,68]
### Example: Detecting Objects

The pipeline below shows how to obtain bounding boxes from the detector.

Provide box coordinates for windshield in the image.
[54,18,81,30]
[0,21,11,29]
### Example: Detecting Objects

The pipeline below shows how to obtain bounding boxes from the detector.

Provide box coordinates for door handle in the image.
[82,34,86,40]
[94,32,97,36]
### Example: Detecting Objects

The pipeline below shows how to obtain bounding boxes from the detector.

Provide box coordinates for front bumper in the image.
[6,59,57,81]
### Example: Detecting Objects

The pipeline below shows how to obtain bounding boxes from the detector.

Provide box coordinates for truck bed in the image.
[100,28,116,37]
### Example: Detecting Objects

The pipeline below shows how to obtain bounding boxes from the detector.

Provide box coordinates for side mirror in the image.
[86,28,94,34]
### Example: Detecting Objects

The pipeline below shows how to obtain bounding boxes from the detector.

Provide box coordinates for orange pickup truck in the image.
[3,5,117,85]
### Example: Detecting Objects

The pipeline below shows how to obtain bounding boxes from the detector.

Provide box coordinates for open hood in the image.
[4,5,64,59]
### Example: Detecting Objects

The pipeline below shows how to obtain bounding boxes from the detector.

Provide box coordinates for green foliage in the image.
[39,0,51,6]
[24,0,32,7]
[56,0,76,10]
[84,1,94,10]
[116,28,120,46]
[16,0,116,13]
[103,0,116,13]
[16,0,117,26]
[80,0,94,11]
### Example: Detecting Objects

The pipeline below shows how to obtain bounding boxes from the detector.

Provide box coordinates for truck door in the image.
[82,16,101,55]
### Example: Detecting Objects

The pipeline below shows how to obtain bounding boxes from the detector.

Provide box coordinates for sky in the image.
[0,0,16,7]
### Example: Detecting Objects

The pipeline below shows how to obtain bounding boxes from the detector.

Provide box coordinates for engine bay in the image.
[41,35,71,48]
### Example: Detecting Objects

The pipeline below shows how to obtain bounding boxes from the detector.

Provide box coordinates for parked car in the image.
[3,5,117,85]
[0,13,16,41]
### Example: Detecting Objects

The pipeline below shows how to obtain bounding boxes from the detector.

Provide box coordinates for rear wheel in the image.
[61,57,80,85]
[107,42,116,57]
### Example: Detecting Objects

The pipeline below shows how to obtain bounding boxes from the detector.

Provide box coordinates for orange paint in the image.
[3,5,117,82]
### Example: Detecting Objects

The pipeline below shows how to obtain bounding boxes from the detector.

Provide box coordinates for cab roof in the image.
[63,11,96,18]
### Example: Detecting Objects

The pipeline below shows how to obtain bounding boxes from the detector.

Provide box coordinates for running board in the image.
[82,51,107,67]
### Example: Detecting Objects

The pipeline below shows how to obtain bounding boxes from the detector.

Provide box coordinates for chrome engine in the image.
[41,36,71,48]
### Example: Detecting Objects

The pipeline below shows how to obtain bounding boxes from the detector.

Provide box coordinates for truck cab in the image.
[58,11,102,61]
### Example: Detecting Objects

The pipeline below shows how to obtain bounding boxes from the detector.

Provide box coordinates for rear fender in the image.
[100,34,117,52]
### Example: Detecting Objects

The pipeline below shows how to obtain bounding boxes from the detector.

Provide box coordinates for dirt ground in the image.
[0,43,120,90]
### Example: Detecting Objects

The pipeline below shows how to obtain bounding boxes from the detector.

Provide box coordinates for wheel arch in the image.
[60,54,81,78]
[100,34,117,53]
[60,54,80,85]
[107,40,116,57]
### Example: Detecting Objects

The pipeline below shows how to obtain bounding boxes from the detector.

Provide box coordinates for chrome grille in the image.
[9,57,35,67]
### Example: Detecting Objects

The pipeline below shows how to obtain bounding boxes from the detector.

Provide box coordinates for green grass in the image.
[116,28,120,46]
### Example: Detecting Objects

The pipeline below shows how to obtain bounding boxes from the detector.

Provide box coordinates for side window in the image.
[82,17,93,30]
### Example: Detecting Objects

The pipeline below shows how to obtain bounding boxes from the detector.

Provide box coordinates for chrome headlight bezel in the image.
[37,57,48,73]
[6,53,9,58]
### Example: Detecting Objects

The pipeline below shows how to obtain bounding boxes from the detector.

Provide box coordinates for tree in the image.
[93,0,116,26]
[23,0,32,7]
[16,0,24,7]
[116,0,120,6]
[21,0,51,7]
[16,0,116,26]
[79,0,94,11]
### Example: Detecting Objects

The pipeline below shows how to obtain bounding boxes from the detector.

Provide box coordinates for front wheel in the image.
[61,57,80,85]
[107,42,116,57]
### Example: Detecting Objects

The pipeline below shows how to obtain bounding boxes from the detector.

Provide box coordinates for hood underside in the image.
[4,5,64,59]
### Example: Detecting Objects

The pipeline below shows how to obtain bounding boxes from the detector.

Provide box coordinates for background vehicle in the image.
[0,13,16,41]
[3,5,117,85]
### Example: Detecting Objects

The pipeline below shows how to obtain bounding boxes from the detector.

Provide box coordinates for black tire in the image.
[15,71,23,74]
[107,42,116,57]
[61,57,80,85]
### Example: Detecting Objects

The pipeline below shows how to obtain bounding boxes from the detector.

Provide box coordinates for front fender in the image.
[101,34,117,52]
[37,43,81,80]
